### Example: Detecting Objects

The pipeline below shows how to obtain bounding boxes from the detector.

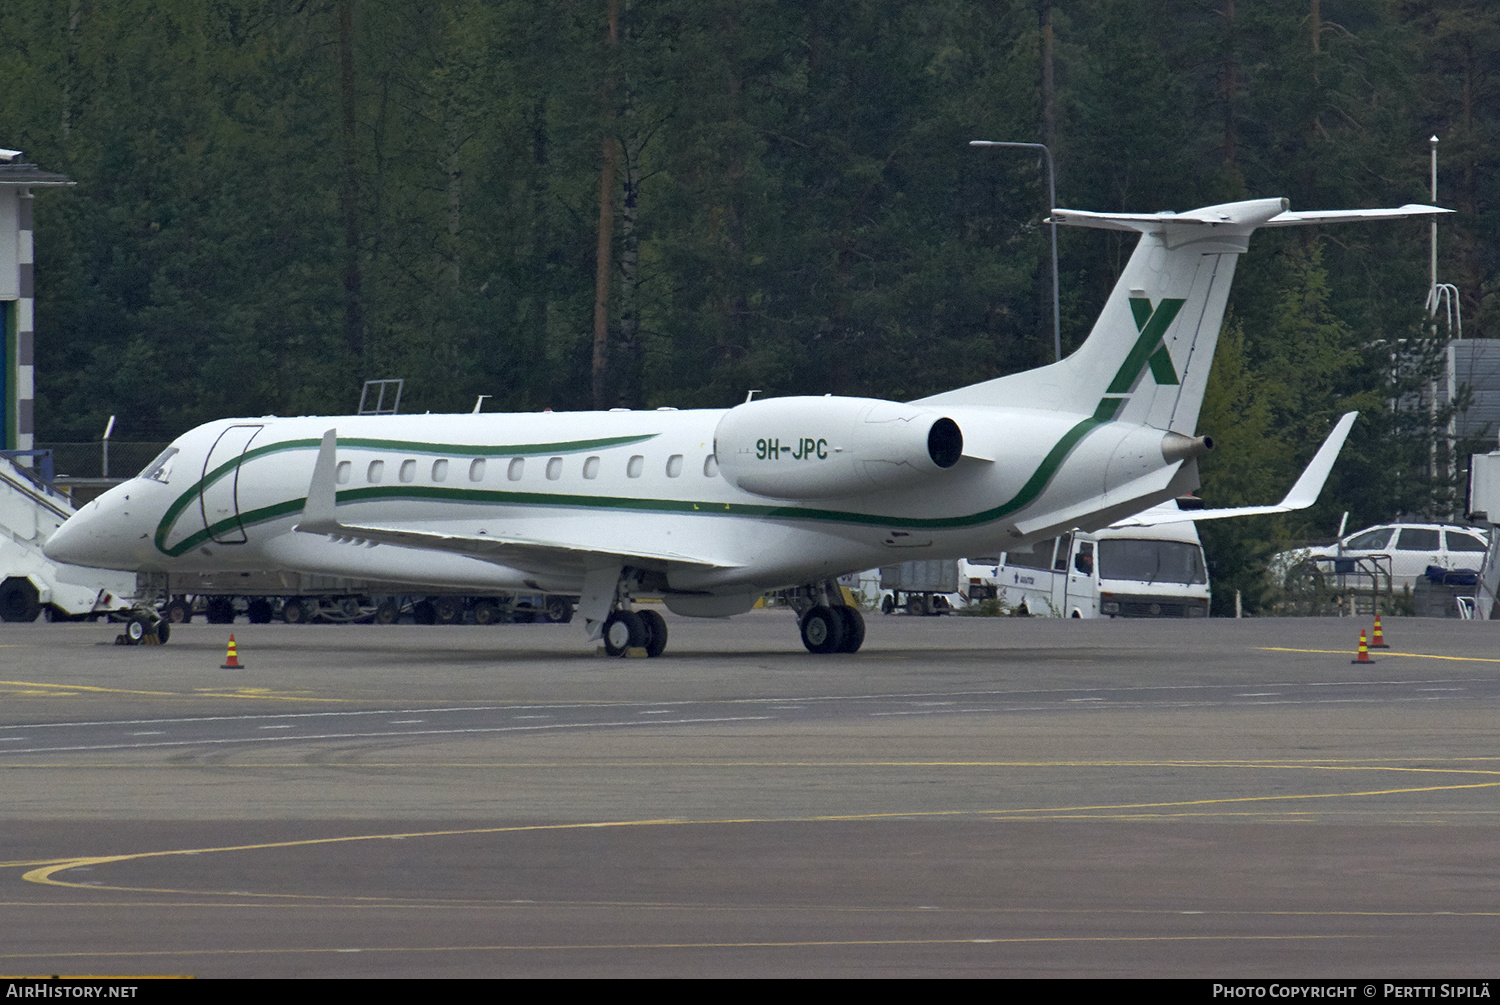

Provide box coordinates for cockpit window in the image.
[139,447,179,484]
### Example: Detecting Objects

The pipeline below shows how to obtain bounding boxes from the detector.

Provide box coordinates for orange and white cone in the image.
[1351,629,1372,664]
[221,634,244,669]
[1370,613,1390,649]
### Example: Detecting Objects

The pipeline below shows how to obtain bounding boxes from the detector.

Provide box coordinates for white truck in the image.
[962,517,1210,619]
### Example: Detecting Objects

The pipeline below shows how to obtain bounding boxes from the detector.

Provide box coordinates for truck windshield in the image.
[1097,539,1206,585]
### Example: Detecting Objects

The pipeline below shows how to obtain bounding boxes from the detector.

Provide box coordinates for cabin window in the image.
[666,454,683,478]
[367,460,384,483]
[507,458,524,481]
[431,459,448,482]
[468,458,486,482]
[627,454,644,478]
[703,455,719,477]
[583,456,600,480]
[335,460,351,485]
[399,459,416,483]
[1006,539,1056,571]
[546,457,563,480]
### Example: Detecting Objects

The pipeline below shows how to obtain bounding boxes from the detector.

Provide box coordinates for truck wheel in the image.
[205,597,235,624]
[374,600,400,625]
[412,600,437,625]
[434,596,464,625]
[281,598,309,624]
[246,599,274,624]
[473,600,501,625]
[0,578,41,622]
[880,594,895,615]
[163,598,193,624]
[545,596,574,623]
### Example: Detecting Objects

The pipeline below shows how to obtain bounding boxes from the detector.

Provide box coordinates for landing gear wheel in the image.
[638,609,668,657]
[281,598,309,624]
[800,605,845,654]
[602,610,645,657]
[163,598,193,624]
[545,596,574,623]
[125,616,148,644]
[246,599,274,624]
[835,606,865,653]
[0,578,41,622]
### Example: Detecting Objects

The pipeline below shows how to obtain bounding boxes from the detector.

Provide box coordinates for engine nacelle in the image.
[713,395,963,500]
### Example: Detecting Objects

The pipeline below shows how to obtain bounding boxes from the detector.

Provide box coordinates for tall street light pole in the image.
[969,140,1061,362]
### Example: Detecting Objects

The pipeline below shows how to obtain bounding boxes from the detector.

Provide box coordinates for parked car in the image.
[1275,522,1491,592]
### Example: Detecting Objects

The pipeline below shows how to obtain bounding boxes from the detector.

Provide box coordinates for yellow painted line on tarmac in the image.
[0,679,350,703]
[1260,647,1500,663]
[13,774,1500,894]
[0,933,1369,962]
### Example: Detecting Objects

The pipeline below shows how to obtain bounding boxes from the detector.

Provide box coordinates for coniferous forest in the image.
[1,1,1496,611]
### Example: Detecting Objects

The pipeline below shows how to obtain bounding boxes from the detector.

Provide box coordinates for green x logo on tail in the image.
[1106,297,1185,394]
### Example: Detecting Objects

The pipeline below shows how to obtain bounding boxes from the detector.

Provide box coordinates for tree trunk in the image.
[338,0,364,360]
[591,0,620,410]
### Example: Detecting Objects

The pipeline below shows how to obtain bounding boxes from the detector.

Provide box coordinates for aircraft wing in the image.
[1112,412,1357,527]
[292,429,740,571]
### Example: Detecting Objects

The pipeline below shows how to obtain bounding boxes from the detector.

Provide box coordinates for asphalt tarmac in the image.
[2,610,1498,978]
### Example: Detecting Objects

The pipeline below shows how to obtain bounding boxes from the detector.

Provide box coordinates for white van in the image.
[963,519,1210,619]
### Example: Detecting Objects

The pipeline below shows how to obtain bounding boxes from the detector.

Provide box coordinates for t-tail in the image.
[917,197,1450,434]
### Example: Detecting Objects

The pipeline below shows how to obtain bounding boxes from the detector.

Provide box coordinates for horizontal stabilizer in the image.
[1052,202,1450,234]
[1113,412,1356,527]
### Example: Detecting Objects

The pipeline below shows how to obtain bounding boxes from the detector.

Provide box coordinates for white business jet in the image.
[45,196,1446,655]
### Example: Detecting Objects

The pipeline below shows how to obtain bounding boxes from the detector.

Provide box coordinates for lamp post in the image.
[969,140,1061,362]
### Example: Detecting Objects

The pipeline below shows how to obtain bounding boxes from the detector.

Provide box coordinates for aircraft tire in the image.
[125,616,149,643]
[835,606,865,653]
[800,605,845,655]
[638,609,668,657]
[603,610,645,657]
[0,577,41,623]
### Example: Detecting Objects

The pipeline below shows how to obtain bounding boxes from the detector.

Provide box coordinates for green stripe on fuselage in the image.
[153,418,1109,557]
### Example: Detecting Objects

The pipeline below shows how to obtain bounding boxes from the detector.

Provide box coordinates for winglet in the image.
[1277,411,1357,510]
[296,429,341,535]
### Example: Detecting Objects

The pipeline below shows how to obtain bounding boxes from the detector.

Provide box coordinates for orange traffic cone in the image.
[221,634,244,669]
[1370,613,1390,649]
[1351,629,1372,664]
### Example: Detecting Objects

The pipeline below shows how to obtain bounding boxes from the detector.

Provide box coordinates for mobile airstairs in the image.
[0,451,135,622]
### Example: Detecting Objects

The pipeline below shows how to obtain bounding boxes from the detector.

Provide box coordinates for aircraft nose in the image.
[44,507,99,566]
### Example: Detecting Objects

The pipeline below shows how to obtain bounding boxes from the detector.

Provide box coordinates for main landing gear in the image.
[581,566,671,659]
[788,581,866,655]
